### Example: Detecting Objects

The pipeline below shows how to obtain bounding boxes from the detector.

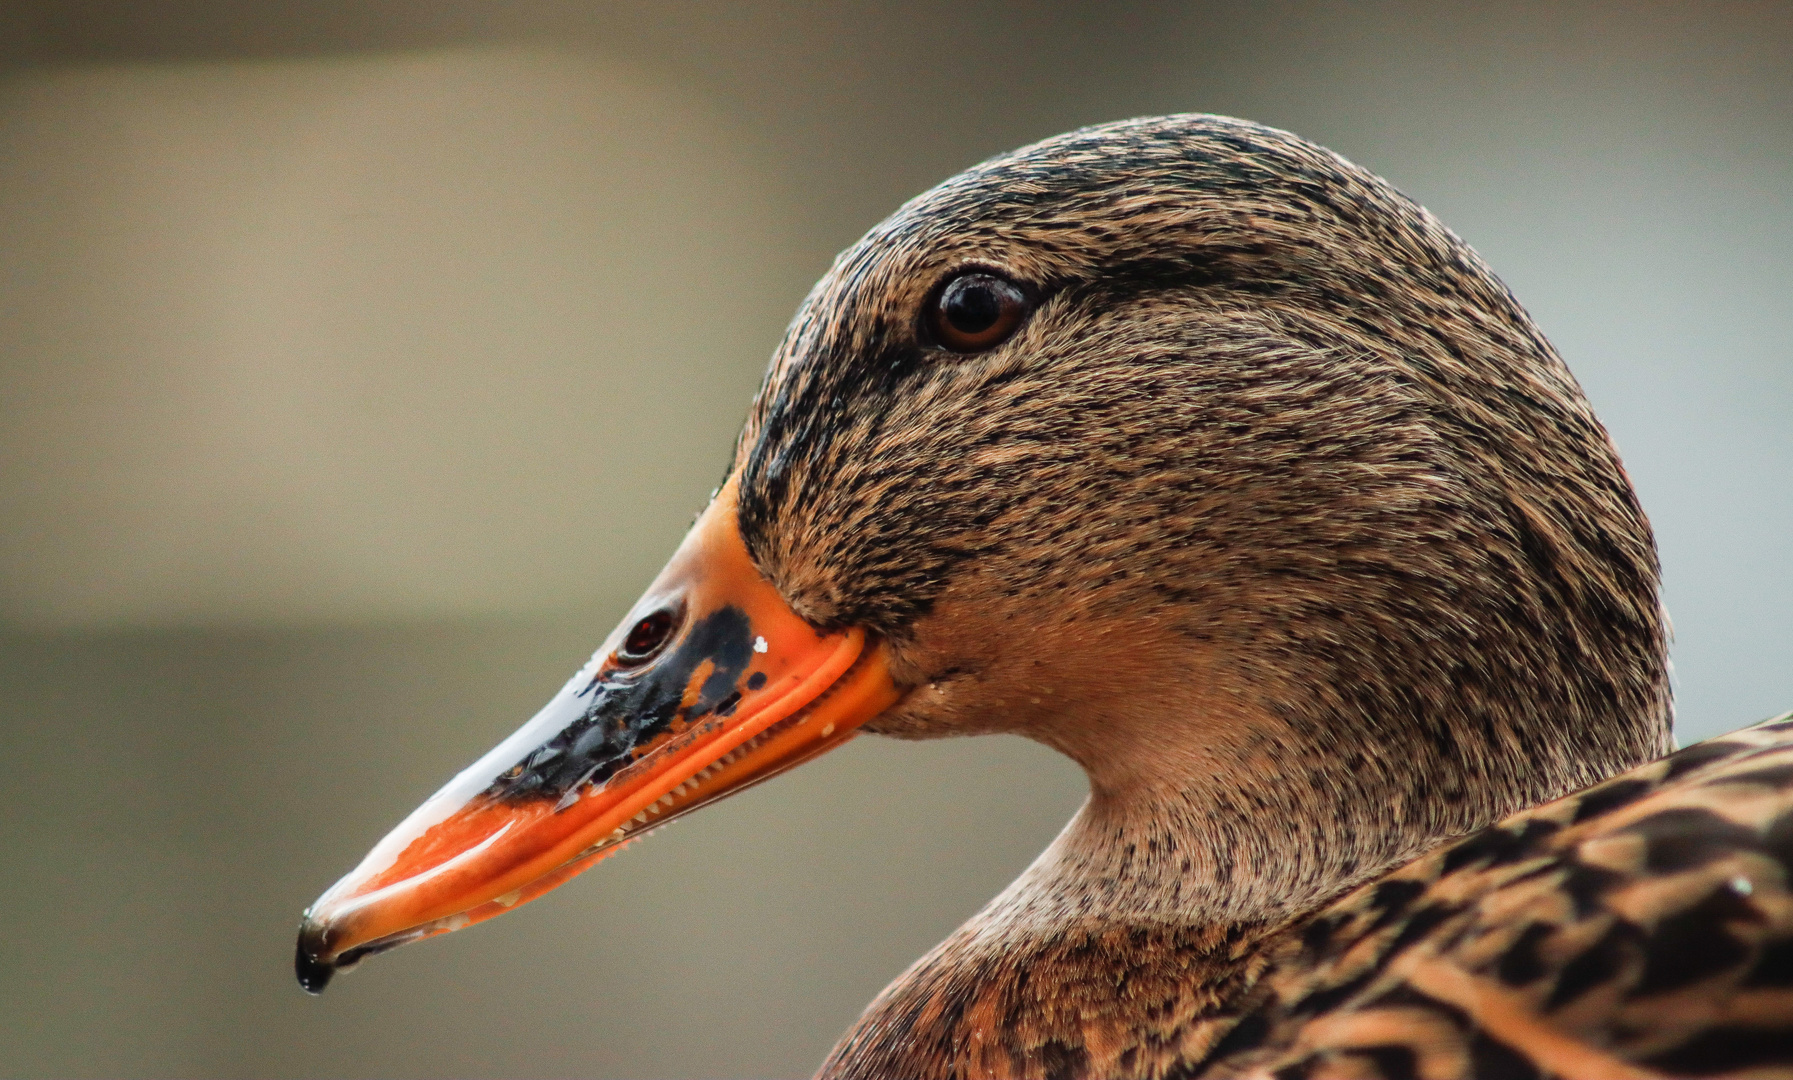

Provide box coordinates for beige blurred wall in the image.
[1,3,1789,1077]
[0,48,793,626]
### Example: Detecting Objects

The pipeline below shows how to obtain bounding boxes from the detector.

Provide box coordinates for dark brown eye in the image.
[928,271,1030,352]
[616,608,677,666]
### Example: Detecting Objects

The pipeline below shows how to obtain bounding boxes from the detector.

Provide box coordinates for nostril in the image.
[615,608,678,666]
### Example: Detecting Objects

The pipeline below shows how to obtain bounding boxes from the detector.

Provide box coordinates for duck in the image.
[294,114,1793,1078]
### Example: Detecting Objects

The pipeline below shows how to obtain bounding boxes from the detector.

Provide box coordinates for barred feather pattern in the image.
[1200,711,1793,1080]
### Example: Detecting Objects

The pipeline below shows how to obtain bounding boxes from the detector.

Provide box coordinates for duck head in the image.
[297,115,1671,990]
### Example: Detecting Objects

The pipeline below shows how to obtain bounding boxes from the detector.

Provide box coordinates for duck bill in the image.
[295,478,901,993]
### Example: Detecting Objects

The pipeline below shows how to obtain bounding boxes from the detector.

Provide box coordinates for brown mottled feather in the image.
[823,717,1793,1079]
[698,115,1788,1077]
[1219,711,1793,1079]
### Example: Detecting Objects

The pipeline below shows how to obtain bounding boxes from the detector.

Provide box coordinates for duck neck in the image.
[817,772,1315,1079]
[969,754,1378,953]
[981,786,1314,938]
[993,683,1454,936]
[819,696,1486,1079]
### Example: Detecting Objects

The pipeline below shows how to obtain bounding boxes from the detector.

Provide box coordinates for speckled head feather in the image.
[722,116,1679,1077]
[732,113,1668,871]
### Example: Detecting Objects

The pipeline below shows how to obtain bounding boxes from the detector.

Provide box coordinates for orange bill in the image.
[295,478,902,992]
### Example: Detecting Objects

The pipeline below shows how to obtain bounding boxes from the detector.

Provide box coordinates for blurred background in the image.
[1,2,1788,1076]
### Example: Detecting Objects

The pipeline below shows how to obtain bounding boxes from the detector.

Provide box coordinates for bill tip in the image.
[295,935,336,995]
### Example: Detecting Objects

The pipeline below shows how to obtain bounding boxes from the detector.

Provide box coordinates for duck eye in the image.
[615,608,678,666]
[929,272,1030,353]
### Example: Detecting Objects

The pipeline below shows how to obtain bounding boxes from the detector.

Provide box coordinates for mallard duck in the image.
[295,115,1793,1078]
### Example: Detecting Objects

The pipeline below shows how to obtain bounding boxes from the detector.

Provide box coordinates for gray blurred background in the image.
[1,2,1788,1076]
